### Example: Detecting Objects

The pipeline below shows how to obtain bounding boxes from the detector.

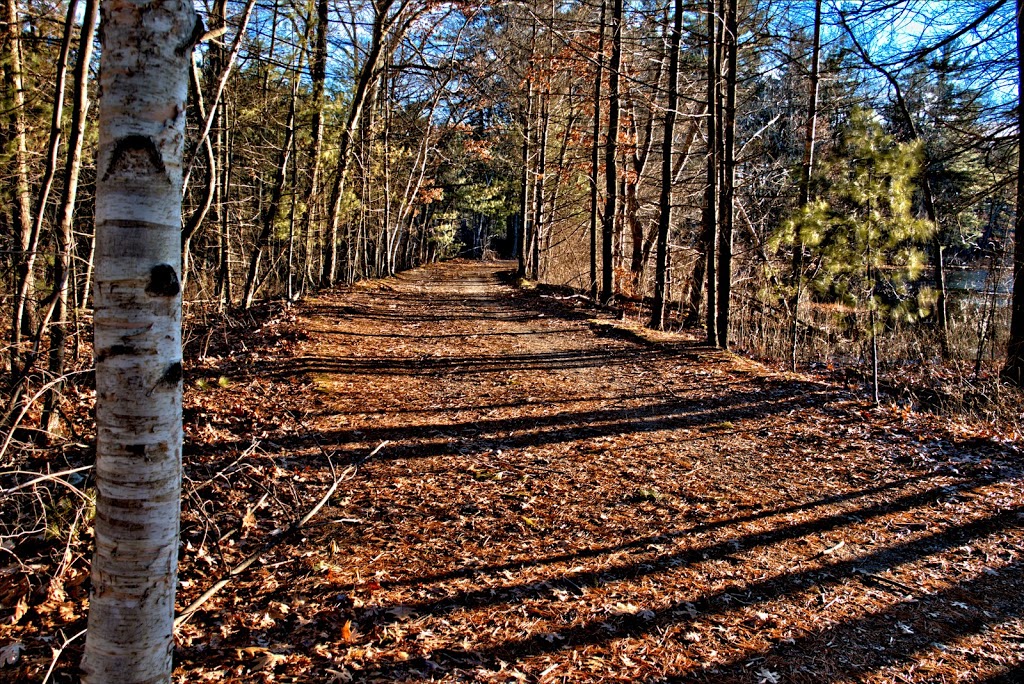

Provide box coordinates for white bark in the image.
[81,0,197,682]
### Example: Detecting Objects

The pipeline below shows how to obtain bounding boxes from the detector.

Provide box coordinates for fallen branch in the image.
[1,464,93,496]
[40,628,87,684]
[0,369,92,463]
[175,440,388,627]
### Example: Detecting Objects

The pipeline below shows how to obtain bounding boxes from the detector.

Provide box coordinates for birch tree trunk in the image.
[81,0,198,680]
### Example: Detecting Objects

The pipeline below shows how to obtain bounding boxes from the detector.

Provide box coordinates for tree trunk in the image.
[287,86,299,301]
[650,0,682,329]
[31,0,78,281]
[297,0,329,285]
[589,0,605,300]
[518,66,533,278]
[1004,0,1024,385]
[40,0,99,435]
[81,0,197,680]
[715,0,737,349]
[181,55,216,288]
[243,81,296,309]
[790,0,821,371]
[702,0,719,342]
[601,0,623,304]
[871,299,880,405]
[6,0,36,374]
[531,90,549,281]
[215,97,233,308]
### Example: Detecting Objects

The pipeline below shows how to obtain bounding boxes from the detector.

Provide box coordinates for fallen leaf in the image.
[387,606,415,620]
[266,601,289,619]
[253,651,288,671]
[0,642,22,667]
[10,596,28,625]
[326,667,353,683]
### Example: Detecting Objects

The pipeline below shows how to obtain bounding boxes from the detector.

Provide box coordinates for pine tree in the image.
[778,108,934,402]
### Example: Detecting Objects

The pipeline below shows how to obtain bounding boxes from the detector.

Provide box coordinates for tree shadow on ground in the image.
[174,261,1022,682]
[354,502,1023,680]
[185,379,838,466]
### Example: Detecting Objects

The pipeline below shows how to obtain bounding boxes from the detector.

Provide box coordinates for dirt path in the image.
[167,260,1023,683]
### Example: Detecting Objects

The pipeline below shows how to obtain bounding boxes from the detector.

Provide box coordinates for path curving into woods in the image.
[169,260,1023,683]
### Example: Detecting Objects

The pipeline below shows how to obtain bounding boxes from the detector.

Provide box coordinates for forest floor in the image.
[5,259,1024,683]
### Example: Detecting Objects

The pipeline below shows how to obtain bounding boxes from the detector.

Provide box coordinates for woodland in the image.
[1,0,1024,681]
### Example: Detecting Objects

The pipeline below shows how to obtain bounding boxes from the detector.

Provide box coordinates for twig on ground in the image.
[1,464,93,496]
[184,439,261,494]
[175,440,388,627]
[40,628,87,684]
[0,369,92,463]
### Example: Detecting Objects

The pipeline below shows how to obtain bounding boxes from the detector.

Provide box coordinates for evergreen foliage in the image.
[777,107,935,341]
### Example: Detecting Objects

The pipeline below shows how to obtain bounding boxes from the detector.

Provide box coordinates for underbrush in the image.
[529,270,1024,435]
[729,290,1024,435]
[0,298,304,680]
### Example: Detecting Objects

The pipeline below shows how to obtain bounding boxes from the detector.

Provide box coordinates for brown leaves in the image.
[13,262,1024,682]
[236,646,289,672]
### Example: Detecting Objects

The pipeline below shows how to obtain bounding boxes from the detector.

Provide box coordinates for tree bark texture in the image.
[81,0,197,680]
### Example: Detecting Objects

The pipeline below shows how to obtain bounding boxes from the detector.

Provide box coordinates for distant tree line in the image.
[2,0,1023,439]
[479,0,1023,397]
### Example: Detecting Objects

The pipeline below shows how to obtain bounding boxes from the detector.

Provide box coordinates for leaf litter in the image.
[2,259,1023,682]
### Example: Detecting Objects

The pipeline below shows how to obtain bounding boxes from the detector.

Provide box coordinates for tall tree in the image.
[295,0,329,297]
[518,28,534,279]
[601,0,623,304]
[715,0,737,349]
[80,0,198,680]
[589,0,605,300]
[700,0,719,340]
[41,0,100,435]
[790,0,822,371]
[1004,0,1024,385]
[5,0,35,374]
[650,0,683,329]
